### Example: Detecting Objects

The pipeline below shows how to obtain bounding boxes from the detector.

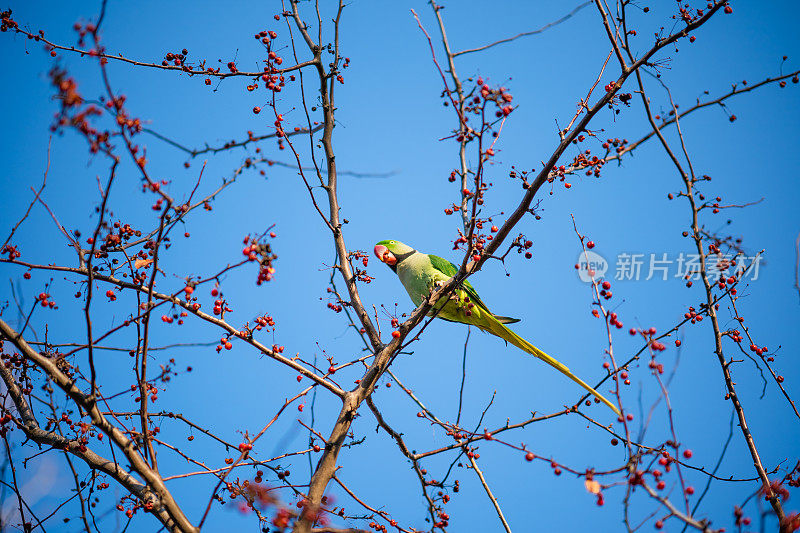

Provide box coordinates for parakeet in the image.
[373,239,621,417]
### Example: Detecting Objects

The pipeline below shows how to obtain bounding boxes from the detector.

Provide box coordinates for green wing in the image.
[427,254,520,324]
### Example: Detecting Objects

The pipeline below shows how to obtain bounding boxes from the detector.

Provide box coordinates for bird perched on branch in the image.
[373,239,620,417]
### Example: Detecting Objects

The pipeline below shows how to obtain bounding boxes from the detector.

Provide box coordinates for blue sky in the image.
[1,1,798,532]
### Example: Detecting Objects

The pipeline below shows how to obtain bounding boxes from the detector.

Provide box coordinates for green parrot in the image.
[373,239,621,417]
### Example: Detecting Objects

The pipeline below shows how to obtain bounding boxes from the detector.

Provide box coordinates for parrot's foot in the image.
[432,279,459,300]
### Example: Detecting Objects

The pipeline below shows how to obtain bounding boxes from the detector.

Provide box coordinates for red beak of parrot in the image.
[374,244,397,266]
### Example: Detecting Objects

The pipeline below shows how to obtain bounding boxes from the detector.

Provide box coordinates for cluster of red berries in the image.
[683,307,704,324]
[254,29,278,44]
[326,301,344,313]
[600,280,614,301]
[242,234,278,285]
[725,327,743,343]
[0,349,33,377]
[506,236,532,260]
[450,230,489,258]
[716,274,738,293]
[249,28,291,102]
[355,268,374,284]
[133,383,159,404]
[364,519,390,532]
[212,296,231,317]
[632,327,667,351]
[49,68,143,156]
[216,336,233,353]
[476,77,514,118]
[99,220,142,252]
[117,494,158,518]
[547,164,571,187]
[570,146,606,178]
[1,244,22,260]
[60,415,96,451]
[648,359,665,375]
[602,137,630,154]
[607,311,623,329]
[254,315,275,331]
[0,10,18,32]
[37,291,57,309]
[749,343,769,356]
[161,49,189,68]
[706,194,724,214]
[71,20,97,44]
[676,4,708,24]
[161,310,188,325]
[349,250,369,268]
[0,413,14,437]
[349,250,374,284]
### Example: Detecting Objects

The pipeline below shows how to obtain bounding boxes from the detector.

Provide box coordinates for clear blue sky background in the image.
[1,1,798,532]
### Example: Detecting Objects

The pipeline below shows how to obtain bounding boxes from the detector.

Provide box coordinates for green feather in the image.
[427,254,518,323]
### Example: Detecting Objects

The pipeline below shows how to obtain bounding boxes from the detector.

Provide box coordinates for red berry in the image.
[683,449,693,459]
[391,330,401,338]
[586,241,595,249]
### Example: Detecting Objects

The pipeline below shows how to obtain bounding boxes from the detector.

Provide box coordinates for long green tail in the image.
[484,318,621,417]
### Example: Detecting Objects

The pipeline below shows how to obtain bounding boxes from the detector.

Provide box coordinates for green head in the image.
[374,240,415,269]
